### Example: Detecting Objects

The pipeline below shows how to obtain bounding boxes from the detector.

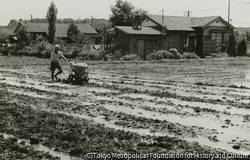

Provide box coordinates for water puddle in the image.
[1,133,82,160]
[42,107,250,155]
[57,111,165,137]
[233,71,250,88]
[119,93,250,116]
[184,136,250,155]
[101,104,250,152]
[102,104,223,128]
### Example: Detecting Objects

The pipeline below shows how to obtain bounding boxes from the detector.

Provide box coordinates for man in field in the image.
[50,45,68,82]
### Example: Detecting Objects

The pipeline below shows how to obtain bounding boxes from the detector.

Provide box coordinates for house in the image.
[115,14,234,59]
[0,27,17,43]
[15,22,97,42]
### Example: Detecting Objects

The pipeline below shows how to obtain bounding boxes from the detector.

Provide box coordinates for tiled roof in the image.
[0,27,15,36]
[76,24,97,34]
[115,26,162,35]
[191,16,220,27]
[147,15,225,31]
[147,15,194,31]
[22,23,97,37]
[23,23,48,33]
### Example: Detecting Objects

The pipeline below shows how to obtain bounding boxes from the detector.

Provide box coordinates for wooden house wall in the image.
[116,30,130,52]
[167,31,193,53]
[129,35,166,55]
[168,34,182,53]
[203,26,230,56]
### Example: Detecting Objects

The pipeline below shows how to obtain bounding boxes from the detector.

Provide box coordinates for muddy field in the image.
[1,56,250,159]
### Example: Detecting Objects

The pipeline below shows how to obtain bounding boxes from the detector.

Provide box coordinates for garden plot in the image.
[1,56,250,159]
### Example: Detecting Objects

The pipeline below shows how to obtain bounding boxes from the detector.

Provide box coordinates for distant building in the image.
[115,14,234,59]
[14,22,97,42]
[0,27,17,43]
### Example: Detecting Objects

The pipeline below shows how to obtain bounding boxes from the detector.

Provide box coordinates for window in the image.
[146,39,160,48]
[211,32,223,47]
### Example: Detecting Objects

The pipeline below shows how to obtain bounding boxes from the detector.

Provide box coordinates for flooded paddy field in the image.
[1,56,250,159]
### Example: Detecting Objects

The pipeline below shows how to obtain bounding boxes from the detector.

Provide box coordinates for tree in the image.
[67,22,79,44]
[110,0,147,27]
[66,22,95,45]
[7,19,19,29]
[246,31,250,42]
[237,39,247,56]
[227,28,237,57]
[16,28,30,48]
[46,2,58,44]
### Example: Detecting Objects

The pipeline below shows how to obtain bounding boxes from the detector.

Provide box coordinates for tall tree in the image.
[46,2,58,44]
[237,39,247,56]
[67,22,79,44]
[110,0,147,27]
[227,28,237,57]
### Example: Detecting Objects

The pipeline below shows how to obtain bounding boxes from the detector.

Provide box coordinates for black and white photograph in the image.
[1,0,250,159]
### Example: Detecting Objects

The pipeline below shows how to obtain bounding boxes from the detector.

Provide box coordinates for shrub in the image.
[237,39,247,56]
[79,49,102,60]
[182,52,200,59]
[97,49,108,60]
[160,50,175,59]
[94,51,104,60]
[87,51,96,60]
[71,47,82,58]
[14,50,26,56]
[146,52,156,61]
[104,53,114,61]
[147,49,183,60]
[114,50,123,60]
[36,51,44,58]
[169,48,178,56]
[43,48,53,58]
[216,52,229,58]
[78,51,88,60]
[23,46,32,51]
[2,49,9,56]
[36,40,47,52]
[121,54,139,61]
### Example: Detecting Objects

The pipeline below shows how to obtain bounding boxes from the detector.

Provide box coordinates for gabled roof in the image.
[191,16,231,28]
[20,22,97,37]
[146,15,233,31]
[115,26,162,35]
[147,15,193,31]
[23,23,48,33]
[0,27,15,36]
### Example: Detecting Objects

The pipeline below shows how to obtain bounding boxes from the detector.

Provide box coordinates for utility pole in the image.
[228,0,230,23]
[162,9,164,25]
[184,11,192,17]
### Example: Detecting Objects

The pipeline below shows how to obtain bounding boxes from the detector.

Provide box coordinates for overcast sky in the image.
[0,0,250,27]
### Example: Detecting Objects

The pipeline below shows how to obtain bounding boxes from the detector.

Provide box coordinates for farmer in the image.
[50,44,68,82]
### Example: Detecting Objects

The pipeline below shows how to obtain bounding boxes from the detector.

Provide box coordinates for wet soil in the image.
[1,56,250,159]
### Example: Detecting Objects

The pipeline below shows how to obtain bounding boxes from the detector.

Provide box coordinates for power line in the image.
[231,1,250,4]
[233,22,250,24]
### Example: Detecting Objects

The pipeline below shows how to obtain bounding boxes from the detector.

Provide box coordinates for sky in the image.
[0,0,250,27]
